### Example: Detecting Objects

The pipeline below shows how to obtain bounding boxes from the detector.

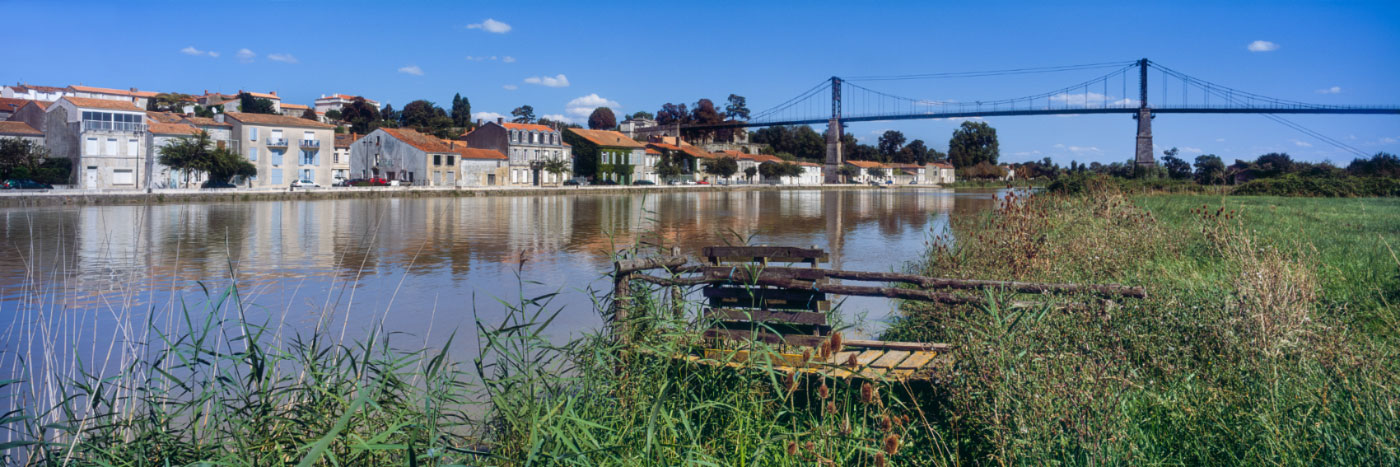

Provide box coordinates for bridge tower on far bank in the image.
[1134,58,1156,167]
[824,76,844,184]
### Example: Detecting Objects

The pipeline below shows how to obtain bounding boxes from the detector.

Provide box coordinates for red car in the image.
[697,181,710,185]
[347,177,390,187]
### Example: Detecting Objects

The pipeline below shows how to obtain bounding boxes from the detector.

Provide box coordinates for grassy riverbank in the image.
[6,191,1396,465]
[884,191,1400,464]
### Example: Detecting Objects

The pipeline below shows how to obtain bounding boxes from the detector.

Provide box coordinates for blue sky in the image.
[4,0,1398,164]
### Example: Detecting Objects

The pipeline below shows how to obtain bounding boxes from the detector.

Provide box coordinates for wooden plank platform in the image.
[685,341,949,382]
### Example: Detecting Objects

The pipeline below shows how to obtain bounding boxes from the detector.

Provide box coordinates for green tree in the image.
[702,156,739,180]
[837,165,860,182]
[542,158,571,185]
[656,156,686,181]
[629,111,655,121]
[948,121,999,168]
[900,139,929,164]
[325,109,343,121]
[146,93,191,112]
[656,103,688,126]
[511,105,536,124]
[686,99,724,141]
[1347,152,1400,178]
[340,98,380,134]
[401,100,454,138]
[193,105,217,118]
[1193,154,1226,185]
[237,93,276,114]
[724,94,750,121]
[743,166,757,183]
[0,137,48,179]
[158,131,255,187]
[451,94,473,128]
[301,107,318,120]
[1161,148,1192,180]
[588,107,617,130]
[867,167,887,179]
[877,130,906,159]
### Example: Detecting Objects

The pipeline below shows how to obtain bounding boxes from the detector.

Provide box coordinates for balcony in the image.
[82,121,147,133]
[266,138,289,148]
[299,139,320,149]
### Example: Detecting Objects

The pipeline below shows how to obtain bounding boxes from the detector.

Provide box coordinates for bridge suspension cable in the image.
[844,60,1137,81]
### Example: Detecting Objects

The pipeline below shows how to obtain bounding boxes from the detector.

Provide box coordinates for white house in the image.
[45,97,149,190]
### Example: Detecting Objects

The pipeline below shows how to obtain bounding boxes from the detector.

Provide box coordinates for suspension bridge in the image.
[682,59,1400,183]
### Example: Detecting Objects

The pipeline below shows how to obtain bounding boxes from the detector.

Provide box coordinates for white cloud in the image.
[267,53,298,64]
[503,56,516,63]
[466,18,511,33]
[540,113,573,123]
[1053,143,1101,153]
[180,46,217,57]
[1316,86,1342,94]
[1181,147,1203,154]
[1049,92,1136,108]
[398,65,424,76]
[1216,138,1227,142]
[1380,137,1398,144]
[1011,150,1043,157]
[236,48,256,63]
[1292,140,1313,148]
[473,111,508,122]
[1248,40,1279,52]
[566,93,621,118]
[524,74,570,88]
[503,84,518,91]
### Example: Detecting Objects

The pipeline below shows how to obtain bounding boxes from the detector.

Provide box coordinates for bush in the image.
[1231,173,1400,197]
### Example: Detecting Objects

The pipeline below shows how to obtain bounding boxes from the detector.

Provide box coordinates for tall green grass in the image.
[885,189,1400,464]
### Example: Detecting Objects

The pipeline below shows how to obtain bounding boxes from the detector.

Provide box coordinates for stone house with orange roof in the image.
[460,117,568,186]
[350,128,508,187]
[845,160,891,183]
[566,128,644,184]
[218,112,336,187]
[65,85,158,109]
[45,97,150,189]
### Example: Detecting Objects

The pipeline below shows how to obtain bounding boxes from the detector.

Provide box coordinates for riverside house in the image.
[44,97,148,189]
[218,112,336,187]
[460,118,568,186]
[845,160,890,183]
[566,128,643,184]
[332,133,355,184]
[350,128,508,187]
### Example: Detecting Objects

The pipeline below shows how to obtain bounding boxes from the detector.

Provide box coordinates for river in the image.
[0,188,1002,366]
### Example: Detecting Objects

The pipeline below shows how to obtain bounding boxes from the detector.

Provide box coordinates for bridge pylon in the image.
[825,77,843,184]
[1134,58,1156,167]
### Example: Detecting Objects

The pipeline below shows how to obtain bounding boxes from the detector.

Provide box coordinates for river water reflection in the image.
[0,188,1002,354]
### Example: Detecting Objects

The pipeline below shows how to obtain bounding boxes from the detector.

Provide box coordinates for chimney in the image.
[204,89,208,94]
[476,118,482,127]
[270,91,277,96]
[497,117,504,125]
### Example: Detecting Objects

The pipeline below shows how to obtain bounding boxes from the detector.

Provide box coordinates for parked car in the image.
[632,180,655,186]
[348,178,389,187]
[290,179,321,188]
[2,179,53,189]
[201,180,237,189]
[696,180,710,185]
[597,179,619,186]
[563,179,582,186]
[683,180,697,185]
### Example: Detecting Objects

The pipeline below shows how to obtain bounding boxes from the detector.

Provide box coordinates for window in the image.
[105,138,117,155]
[303,131,314,142]
[433,154,441,166]
[446,155,454,165]
[270,130,283,142]
[113,169,134,185]
[85,138,98,155]
[270,168,283,185]
[446,171,455,184]
[272,150,283,166]
[301,150,315,166]
[250,147,258,161]
[127,138,137,156]
[301,169,313,181]
[250,128,258,141]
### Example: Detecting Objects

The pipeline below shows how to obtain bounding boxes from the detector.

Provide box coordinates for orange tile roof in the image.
[457,147,508,160]
[0,121,41,135]
[61,96,143,111]
[9,84,65,93]
[242,91,279,100]
[380,128,470,154]
[184,116,232,127]
[334,133,357,148]
[566,128,645,148]
[145,111,184,123]
[796,161,823,167]
[500,122,556,133]
[846,160,886,169]
[930,162,954,169]
[645,148,661,155]
[21,101,50,111]
[647,141,718,160]
[68,85,139,96]
[148,122,198,135]
[0,97,26,114]
[280,103,310,110]
[223,112,335,129]
[317,94,378,104]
